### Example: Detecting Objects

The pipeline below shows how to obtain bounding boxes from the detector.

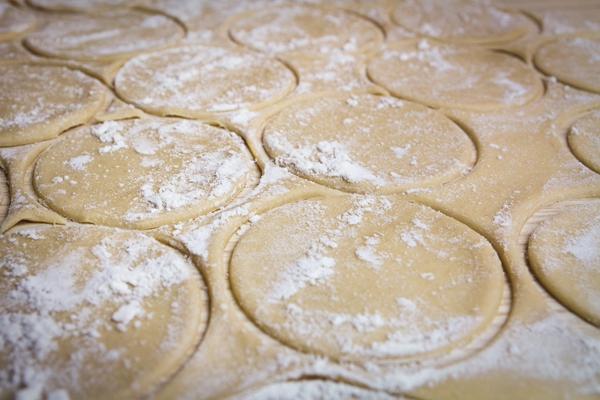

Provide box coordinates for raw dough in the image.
[0,3,35,42]
[368,41,543,111]
[392,0,530,43]
[0,64,106,147]
[230,196,504,362]
[34,118,254,229]
[568,110,600,174]
[28,0,140,11]
[115,45,296,118]
[263,93,475,194]
[24,9,183,61]
[0,224,207,399]
[534,37,600,94]
[229,4,383,54]
[528,202,600,326]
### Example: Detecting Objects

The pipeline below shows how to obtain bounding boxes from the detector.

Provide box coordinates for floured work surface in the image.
[0,0,599,399]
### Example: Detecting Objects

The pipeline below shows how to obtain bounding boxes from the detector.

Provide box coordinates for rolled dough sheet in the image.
[0,2,35,41]
[0,64,106,147]
[34,118,255,229]
[263,93,475,194]
[28,0,141,11]
[368,41,543,111]
[568,110,600,174]
[528,202,600,326]
[230,196,504,362]
[535,37,600,94]
[0,224,207,399]
[115,45,297,118]
[24,9,183,61]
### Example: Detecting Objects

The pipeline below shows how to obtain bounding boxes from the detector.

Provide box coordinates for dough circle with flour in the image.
[0,64,106,147]
[263,93,475,194]
[528,203,600,327]
[230,196,505,362]
[368,43,543,111]
[34,119,254,229]
[229,5,383,54]
[534,37,600,94]
[568,110,600,174]
[0,3,35,41]
[24,9,183,61]
[115,45,296,118]
[0,224,207,400]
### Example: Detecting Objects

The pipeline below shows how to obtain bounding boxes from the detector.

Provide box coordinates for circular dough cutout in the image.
[29,0,140,11]
[229,5,383,54]
[263,93,475,194]
[368,42,543,111]
[115,45,296,118]
[0,3,35,42]
[528,202,600,326]
[24,10,183,61]
[0,64,106,147]
[535,37,600,94]
[230,196,505,362]
[568,110,600,174]
[0,224,207,399]
[34,119,254,229]
[392,0,530,43]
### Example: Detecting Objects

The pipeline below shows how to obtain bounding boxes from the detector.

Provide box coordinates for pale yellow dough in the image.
[28,0,140,11]
[24,9,183,61]
[229,4,383,54]
[568,110,600,174]
[34,119,254,229]
[0,64,106,147]
[263,93,475,194]
[0,3,35,41]
[535,37,600,94]
[368,42,543,111]
[528,202,600,327]
[0,224,207,400]
[230,196,504,362]
[115,45,296,118]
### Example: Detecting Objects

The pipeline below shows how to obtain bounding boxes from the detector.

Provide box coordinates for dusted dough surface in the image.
[0,3,35,42]
[528,202,600,326]
[115,45,297,118]
[263,93,475,194]
[28,0,141,11]
[230,196,504,362]
[0,64,106,147]
[0,224,207,400]
[568,110,600,174]
[34,118,254,229]
[535,37,600,94]
[368,42,543,111]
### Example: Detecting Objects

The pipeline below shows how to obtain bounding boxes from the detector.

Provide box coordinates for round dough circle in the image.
[115,45,297,118]
[367,43,543,111]
[229,5,383,54]
[528,202,600,326]
[230,196,505,362]
[0,64,106,147]
[391,0,529,43]
[34,119,254,229]
[0,3,35,41]
[568,111,600,174]
[534,37,600,94]
[28,0,140,11]
[24,10,183,61]
[0,224,207,399]
[263,93,475,194]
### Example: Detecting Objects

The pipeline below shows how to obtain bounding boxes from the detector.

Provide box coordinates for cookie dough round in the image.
[368,43,543,111]
[263,93,475,194]
[28,0,140,12]
[0,224,207,400]
[568,111,600,174]
[229,5,383,54]
[34,119,254,229]
[0,64,106,147]
[24,9,183,61]
[0,3,35,42]
[391,0,530,43]
[230,196,505,362]
[534,37,600,94]
[115,45,296,118]
[528,203,600,326]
